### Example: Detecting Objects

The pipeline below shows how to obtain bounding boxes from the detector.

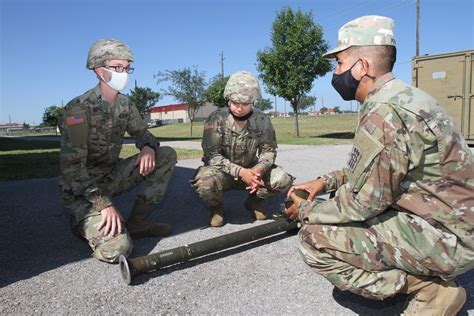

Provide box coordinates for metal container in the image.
[412,50,474,144]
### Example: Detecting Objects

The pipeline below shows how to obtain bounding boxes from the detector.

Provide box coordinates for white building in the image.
[148,102,218,124]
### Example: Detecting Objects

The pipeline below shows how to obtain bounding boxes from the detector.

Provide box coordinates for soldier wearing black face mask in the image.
[285,15,473,315]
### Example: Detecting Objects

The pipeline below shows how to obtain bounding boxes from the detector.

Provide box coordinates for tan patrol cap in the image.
[323,15,396,59]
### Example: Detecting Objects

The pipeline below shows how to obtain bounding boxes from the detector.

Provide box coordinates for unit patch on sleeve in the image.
[347,146,361,172]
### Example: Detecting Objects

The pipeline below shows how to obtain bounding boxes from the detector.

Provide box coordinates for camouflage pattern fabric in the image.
[192,108,293,207]
[323,15,396,59]
[86,39,134,69]
[223,71,261,104]
[297,73,474,299]
[59,85,177,261]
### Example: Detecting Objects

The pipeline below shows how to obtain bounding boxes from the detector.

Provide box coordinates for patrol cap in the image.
[86,39,134,69]
[224,71,262,104]
[323,15,396,59]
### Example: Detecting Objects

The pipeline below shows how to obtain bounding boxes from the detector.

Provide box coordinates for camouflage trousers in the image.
[191,164,294,208]
[67,146,177,263]
[298,207,470,300]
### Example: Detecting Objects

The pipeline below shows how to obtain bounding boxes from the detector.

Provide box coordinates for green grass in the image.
[1,115,357,181]
[147,114,357,146]
[0,138,202,181]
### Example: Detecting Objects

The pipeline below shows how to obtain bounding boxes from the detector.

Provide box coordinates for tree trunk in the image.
[292,103,300,137]
[189,120,193,137]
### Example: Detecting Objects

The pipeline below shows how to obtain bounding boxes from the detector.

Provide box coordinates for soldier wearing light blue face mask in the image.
[59,39,178,263]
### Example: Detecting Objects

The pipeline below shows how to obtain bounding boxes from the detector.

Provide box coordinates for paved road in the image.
[1,142,473,315]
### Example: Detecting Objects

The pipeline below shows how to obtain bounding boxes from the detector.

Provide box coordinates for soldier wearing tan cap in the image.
[285,16,473,314]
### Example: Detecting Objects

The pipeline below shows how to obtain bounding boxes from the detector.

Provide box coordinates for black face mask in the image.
[331,60,361,101]
[230,110,253,121]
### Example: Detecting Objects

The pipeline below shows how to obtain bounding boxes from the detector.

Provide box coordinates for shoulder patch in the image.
[204,119,214,130]
[66,114,85,126]
[347,146,361,172]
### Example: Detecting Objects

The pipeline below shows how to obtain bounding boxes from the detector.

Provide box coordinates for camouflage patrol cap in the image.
[224,71,262,104]
[323,15,396,59]
[86,39,134,69]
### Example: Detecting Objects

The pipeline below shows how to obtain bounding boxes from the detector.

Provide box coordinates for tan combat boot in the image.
[402,274,466,316]
[209,204,224,227]
[245,196,267,220]
[127,199,172,239]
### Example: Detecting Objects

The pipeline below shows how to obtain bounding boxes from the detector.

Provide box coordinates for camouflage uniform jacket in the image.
[299,73,474,250]
[201,109,277,178]
[59,84,158,212]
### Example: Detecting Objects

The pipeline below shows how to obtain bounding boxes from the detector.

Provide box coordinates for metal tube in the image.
[119,217,299,284]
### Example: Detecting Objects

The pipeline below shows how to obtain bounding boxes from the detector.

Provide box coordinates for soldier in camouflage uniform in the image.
[192,71,294,227]
[285,16,473,314]
[60,39,177,263]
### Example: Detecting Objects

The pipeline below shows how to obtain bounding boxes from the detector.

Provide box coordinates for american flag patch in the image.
[66,114,85,126]
[204,120,213,130]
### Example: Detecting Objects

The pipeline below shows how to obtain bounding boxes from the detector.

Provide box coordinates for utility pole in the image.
[274,95,277,117]
[416,0,420,56]
[219,51,225,80]
[135,79,138,89]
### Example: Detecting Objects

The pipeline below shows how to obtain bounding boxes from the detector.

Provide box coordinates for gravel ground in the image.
[1,143,472,315]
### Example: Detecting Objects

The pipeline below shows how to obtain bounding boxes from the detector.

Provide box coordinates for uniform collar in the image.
[366,72,395,98]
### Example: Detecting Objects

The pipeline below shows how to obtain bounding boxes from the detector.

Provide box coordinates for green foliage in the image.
[297,95,316,111]
[42,105,65,127]
[128,86,161,116]
[320,106,328,114]
[256,7,332,136]
[333,106,341,113]
[23,122,30,129]
[205,75,229,107]
[254,98,273,112]
[155,66,207,136]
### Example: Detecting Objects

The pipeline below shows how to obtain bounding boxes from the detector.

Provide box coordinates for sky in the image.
[1,0,473,125]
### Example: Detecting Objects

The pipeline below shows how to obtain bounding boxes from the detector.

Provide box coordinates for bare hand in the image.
[287,178,325,201]
[96,205,124,237]
[135,146,156,176]
[239,168,264,194]
[283,190,305,220]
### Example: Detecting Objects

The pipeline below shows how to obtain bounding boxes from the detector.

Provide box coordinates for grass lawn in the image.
[1,114,357,181]
[148,114,357,146]
[0,138,201,181]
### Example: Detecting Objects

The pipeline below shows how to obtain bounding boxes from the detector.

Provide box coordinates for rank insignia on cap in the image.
[347,146,361,171]
[66,114,85,126]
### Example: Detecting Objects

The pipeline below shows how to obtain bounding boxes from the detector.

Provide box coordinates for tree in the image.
[42,105,64,127]
[257,7,332,136]
[128,86,161,117]
[254,98,273,112]
[22,122,30,129]
[333,106,341,113]
[155,67,207,136]
[320,106,328,114]
[297,95,316,112]
[205,75,229,108]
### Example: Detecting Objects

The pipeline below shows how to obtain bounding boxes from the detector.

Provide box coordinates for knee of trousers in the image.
[268,171,294,192]
[192,175,224,202]
[93,233,134,263]
[298,231,331,268]
[156,146,177,165]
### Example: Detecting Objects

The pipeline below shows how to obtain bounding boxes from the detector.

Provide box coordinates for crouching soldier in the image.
[59,39,177,263]
[192,70,294,227]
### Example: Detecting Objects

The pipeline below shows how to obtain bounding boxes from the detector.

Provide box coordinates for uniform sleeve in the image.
[202,114,242,178]
[318,170,347,192]
[126,102,159,150]
[298,122,409,224]
[254,116,277,173]
[59,105,112,211]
